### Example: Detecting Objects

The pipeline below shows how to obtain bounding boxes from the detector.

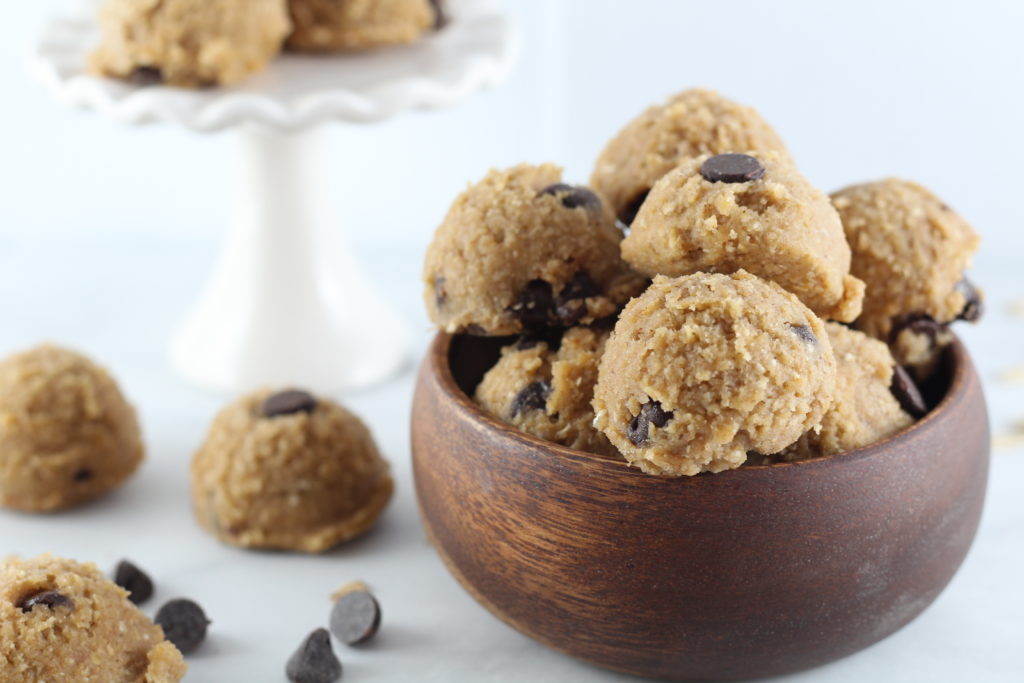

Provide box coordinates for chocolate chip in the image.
[555,298,587,326]
[627,400,673,446]
[18,590,74,613]
[890,314,945,345]
[287,628,342,683]
[434,275,447,307]
[619,190,649,227]
[559,271,600,301]
[262,390,317,418]
[72,468,93,482]
[113,560,154,605]
[429,0,447,30]
[789,323,817,344]
[510,381,551,417]
[891,365,928,418]
[511,279,556,329]
[465,323,488,335]
[155,599,210,654]
[539,183,601,210]
[700,154,766,184]
[330,590,382,645]
[956,278,983,322]
[129,66,163,85]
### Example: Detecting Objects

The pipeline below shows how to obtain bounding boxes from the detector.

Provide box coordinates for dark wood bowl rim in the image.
[428,332,972,477]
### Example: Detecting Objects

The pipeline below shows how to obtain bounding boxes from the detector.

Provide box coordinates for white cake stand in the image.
[32,0,517,394]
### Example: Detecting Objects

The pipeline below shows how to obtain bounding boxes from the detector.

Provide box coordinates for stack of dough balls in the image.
[190,388,393,553]
[90,0,445,88]
[421,88,983,477]
[0,345,144,512]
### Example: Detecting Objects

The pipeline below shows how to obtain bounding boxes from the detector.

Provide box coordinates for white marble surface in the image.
[0,235,1021,682]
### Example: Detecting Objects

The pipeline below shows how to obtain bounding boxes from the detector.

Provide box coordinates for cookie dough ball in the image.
[779,323,914,461]
[0,554,186,683]
[90,0,291,87]
[831,179,982,340]
[593,272,836,476]
[0,345,144,512]
[191,389,393,553]
[623,152,865,322]
[591,89,791,225]
[475,326,617,457]
[287,0,440,51]
[424,164,645,336]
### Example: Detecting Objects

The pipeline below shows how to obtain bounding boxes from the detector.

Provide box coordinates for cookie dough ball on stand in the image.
[623,152,865,322]
[590,88,792,225]
[593,272,837,476]
[423,163,645,336]
[475,326,617,457]
[287,0,442,51]
[831,179,982,380]
[0,555,186,682]
[191,389,393,553]
[0,345,144,512]
[777,323,916,462]
[90,0,292,87]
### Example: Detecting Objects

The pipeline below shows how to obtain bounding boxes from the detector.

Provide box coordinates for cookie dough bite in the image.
[287,0,440,52]
[831,179,982,373]
[777,323,914,462]
[475,326,617,457]
[0,345,144,512]
[590,88,792,225]
[0,554,186,682]
[90,0,291,87]
[191,389,393,553]
[593,272,836,476]
[622,152,865,322]
[423,163,646,336]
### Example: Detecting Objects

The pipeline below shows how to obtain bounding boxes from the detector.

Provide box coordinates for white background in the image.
[1,2,1023,682]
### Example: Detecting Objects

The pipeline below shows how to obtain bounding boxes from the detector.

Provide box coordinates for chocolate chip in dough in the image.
[789,323,817,344]
[891,365,928,419]
[18,590,74,613]
[287,628,342,683]
[512,280,556,329]
[510,381,551,417]
[113,560,154,605]
[956,279,983,322]
[539,183,601,210]
[627,400,674,446]
[155,598,210,654]
[329,590,382,645]
[700,154,766,184]
[262,390,317,418]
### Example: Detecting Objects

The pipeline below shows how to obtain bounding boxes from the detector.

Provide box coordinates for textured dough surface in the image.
[831,179,981,339]
[423,163,645,335]
[90,0,291,87]
[0,345,144,512]
[288,0,436,51]
[593,272,836,476]
[623,151,864,322]
[780,323,913,461]
[191,390,393,553]
[475,327,618,457]
[0,555,186,683]
[590,89,791,223]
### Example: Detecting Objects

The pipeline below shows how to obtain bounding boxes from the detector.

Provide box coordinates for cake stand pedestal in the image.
[33,0,517,393]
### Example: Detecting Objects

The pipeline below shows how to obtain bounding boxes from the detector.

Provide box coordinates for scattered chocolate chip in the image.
[789,323,817,344]
[890,314,945,345]
[287,628,342,683]
[262,390,317,418]
[510,381,551,417]
[627,400,673,446]
[700,154,766,184]
[72,468,93,482]
[434,276,447,307]
[18,590,74,613]
[113,560,154,605]
[429,0,447,30]
[512,279,556,329]
[619,190,649,227]
[129,66,163,85]
[956,278,983,322]
[539,183,601,210]
[155,599,210,654]
[330,590,382,645]
[891,365,928,418]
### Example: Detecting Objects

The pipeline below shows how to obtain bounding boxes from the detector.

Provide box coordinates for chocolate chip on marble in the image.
[956,278,983,322]
[287,628,342,683]
[129,66,163,85]
[72,468,93,482]
[891,365,928,419]
[113,560,154,605]
[700,154,766,184]
[262,390,317,418]
[510,381,551,417]
[155,599,210,654]
[18,590,74,613]
[540,183,601,210]
[627,400,674,446]
[619,190,649,227]
[789,323,817,344]
[329,590,382,645]
[434,275,448,307]
[512,279,556,329]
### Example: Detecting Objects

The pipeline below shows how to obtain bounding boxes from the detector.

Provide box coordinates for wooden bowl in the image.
[411,333,989,681]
